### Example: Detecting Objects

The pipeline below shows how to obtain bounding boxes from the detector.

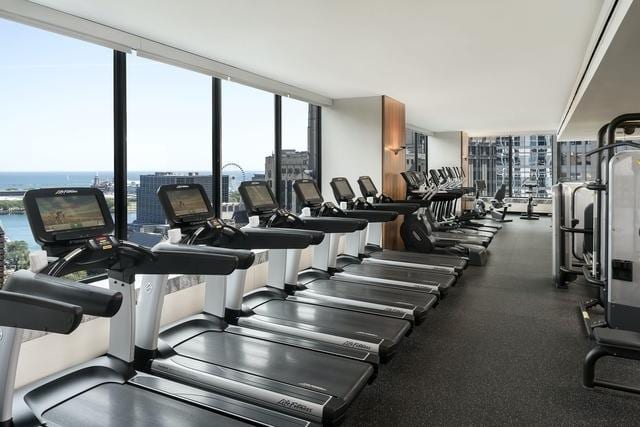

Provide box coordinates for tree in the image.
[5,240,30,270]
[228,191,242,202]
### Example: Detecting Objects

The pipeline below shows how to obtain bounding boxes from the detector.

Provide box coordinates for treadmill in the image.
[347,176,469,273]
[322,178,457,295]
[428,169,495,238]
[135,184,405,423]
[139,184,411,361]
[239,181,439,326]
[403,171,492,247]
[3,187,314,427]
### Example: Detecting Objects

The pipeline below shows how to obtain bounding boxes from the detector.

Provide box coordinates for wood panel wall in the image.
[381,96,406,250]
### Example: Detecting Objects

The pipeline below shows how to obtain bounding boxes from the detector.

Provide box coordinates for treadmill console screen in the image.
[245,184,275,208]
[360,177,376,195]
[333,179,355,199]
[23,187,114,245]
[296,181,323,203]
[36,195,105,232]
[166,188,210,218]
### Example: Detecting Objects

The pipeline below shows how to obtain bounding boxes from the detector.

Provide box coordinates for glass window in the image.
[127,54,212,241]
[282,97,317,212]
[557,140,595,182]
[468,137,502,197]
[0,19,113,283]
[511,135,553,198]
[468,134,554,199]
[405,129,428,173]
[221,81,274,224]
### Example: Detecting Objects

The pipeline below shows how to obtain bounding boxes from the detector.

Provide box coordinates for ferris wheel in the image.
[222,163,246,192]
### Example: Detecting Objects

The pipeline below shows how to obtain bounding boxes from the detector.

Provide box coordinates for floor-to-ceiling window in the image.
[468,134,553,198]
[0,17,324,285]
[511,135,553,198]
[221,80,274,224]
[127,54,212,241]
[467,136,509,197]
[405,129,428,173]
[557,140,595,182]
[0,18,113,283]
[281,97,318,212]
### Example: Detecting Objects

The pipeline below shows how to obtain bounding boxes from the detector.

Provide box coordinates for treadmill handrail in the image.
[298,217,367,233]
[3,269,122,318]
[0,287,83,334]
[151,242,250,271]
[232,228,315,250]
[342,210,398,223]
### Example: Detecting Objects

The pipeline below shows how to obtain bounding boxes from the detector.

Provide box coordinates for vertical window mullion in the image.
[314,105,322,190]
[508,136,514,197]
[274,95,283,204]
[113,50,128,240]
[212,77,222,218]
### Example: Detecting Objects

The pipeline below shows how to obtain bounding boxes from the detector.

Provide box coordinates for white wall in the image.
[428,131,462,170]
[321,96,382,201]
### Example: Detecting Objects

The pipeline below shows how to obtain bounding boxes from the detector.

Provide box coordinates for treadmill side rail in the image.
[151,356,336,423]
[360,257,456,274]
[236,316,383,354]
[130,373,317,427]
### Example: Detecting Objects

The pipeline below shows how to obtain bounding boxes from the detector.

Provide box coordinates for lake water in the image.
[0,171,143,189]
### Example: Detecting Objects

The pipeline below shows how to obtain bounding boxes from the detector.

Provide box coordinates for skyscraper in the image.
[222,174,229,203]
[136,172,213,224]
[265,149,310,211]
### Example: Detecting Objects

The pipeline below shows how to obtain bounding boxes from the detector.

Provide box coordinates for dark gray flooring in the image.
[344,217,640,426]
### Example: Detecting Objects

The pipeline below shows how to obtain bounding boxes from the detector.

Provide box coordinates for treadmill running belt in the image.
[44,383,250,427]
[253,300,410,341]
[367,251,467,270]
[343,264,456,289]
[174,330,372,401]
[303,279,436,310]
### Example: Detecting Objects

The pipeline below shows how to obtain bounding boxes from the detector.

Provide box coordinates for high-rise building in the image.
[136,172,213,224]
[265,149,311,211]
[556,140,595,182]
[405,128,428,173]
[222,175,229,203]
[0,225,4,286]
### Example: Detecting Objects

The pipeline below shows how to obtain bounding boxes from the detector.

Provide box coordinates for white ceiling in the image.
[32,0,604,134]
[559,0,640,141]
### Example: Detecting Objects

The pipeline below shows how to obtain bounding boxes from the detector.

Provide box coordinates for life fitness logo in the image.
[54,189,78,195]
[277,399,312,414]
[144,281,153,294]
[342,340,371,350]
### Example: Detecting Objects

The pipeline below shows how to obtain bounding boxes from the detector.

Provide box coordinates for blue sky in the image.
[0,18,308,172]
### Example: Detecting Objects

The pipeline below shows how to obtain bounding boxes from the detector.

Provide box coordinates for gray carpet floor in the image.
[343,217,640,426]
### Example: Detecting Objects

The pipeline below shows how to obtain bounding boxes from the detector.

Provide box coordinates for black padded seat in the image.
[594,328,640,350]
